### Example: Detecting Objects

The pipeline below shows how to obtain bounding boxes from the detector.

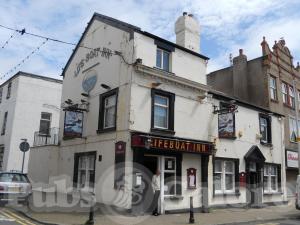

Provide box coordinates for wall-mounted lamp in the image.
[101,83,111,90]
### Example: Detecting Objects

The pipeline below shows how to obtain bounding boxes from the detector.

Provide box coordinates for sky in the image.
[0,0,300,83]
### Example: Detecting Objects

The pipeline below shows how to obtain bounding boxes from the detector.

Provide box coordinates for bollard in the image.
[85,192,95,225]
[85,205,94,225]
[189,196,195,224]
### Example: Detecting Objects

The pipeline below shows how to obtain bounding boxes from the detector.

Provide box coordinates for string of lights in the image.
[0,24,94,50]
[1,31,18,50]
[0,39,49,80]
[0,24,135,81]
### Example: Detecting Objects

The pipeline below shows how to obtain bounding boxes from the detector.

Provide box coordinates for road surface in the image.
[0,208,39,225]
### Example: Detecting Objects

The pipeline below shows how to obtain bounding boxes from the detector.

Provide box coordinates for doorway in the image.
[249,171,258,205]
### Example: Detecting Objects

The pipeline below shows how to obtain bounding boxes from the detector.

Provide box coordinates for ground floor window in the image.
[164,157,176,196]
[214,158,239,194]
[73,152,96,191]
[264,164,280,193]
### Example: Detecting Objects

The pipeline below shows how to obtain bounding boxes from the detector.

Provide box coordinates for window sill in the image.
[270,99,278,103]
[263,192,283,196]
[151,128,175,135]
[219,136,237,140]
[260,142,273,147]
[153,67,174,75]
[97,127,116,134]
[164,195,184,200]
[283,103,295,110]
[214,192,241,197]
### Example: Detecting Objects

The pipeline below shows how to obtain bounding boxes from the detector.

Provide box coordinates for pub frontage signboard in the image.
[131,133,214,155]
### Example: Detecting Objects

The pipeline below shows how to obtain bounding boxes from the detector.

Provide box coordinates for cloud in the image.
[0,0,299,82]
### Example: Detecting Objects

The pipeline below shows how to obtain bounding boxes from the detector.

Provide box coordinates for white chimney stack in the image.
[175,12,200,53]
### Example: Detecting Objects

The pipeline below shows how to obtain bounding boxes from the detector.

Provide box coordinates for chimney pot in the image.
[183,12,187,16]
[188,13,193,17]
[239,49,243,56]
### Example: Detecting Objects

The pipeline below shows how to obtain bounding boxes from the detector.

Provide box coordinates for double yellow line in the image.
[0,208,37,225]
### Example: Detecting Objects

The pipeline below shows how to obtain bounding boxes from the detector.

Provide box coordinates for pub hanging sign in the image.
[131,133,213,155]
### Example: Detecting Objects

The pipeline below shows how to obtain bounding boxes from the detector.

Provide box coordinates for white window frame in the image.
[298,91,300,110]
[214,160,235,194]
[103,94,117,129]
[289,85,295,108]
[263,164,278,193]
[77,154,95,192]
[153,95,169,129]
[156,48,170,71]
[269,76,277,101]
[163,156,176,197]
[39,112,52,135]
[289,116,298,142]
[282,83,288,104]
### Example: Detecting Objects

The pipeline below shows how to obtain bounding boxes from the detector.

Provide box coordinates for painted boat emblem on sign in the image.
[82,70,97,93]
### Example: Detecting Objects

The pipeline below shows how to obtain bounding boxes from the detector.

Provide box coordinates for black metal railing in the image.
[33,127,59,146]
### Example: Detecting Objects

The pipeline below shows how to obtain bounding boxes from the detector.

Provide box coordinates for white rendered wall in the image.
[134,33,207,84]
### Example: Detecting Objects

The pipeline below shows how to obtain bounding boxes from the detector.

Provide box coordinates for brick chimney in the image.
[232,49,248,100]
[175,12,200,53]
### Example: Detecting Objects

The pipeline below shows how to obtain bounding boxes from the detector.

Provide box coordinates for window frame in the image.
[98,88,118,133]
[151,89,175,134]
[213,157,239,195]
[259,114,272,145]
[269,76,278,101]
[156,48,170,72]
[6,82,11,99]
[0,88,2,104]
[289,116,299,143]
[39,112,52,136]
[163,156,177,197]
[282,82,296,109]
[1,112,8,136]
[73,151,96,190]
[282,82,288,104]
[263,163,281,194]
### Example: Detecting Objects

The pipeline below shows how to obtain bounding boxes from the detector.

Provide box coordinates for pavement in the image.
[3,200,300,225]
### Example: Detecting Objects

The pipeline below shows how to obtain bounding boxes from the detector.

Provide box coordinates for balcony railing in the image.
[33,127,59,147]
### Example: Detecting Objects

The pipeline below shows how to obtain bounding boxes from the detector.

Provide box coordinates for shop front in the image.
[286,150,299,197]
[130,132,214,214]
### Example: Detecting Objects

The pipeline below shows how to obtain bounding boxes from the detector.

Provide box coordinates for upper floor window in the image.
[298,91,300,110]
[282,82,295,108]
[151,89,175,133]
[1,112,8,136]
[98,88,118,132]
[269,76,277,101]
[289,85,295,108]
[6,82,11,99]
[282,83,288,104]
[156,48,170,71]
[289,117,299,142]
[259,114,272,144]
[39,112,52,135]
[0,88,2,104]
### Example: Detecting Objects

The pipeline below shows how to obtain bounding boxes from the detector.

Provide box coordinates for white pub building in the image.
[28,13,287,214]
